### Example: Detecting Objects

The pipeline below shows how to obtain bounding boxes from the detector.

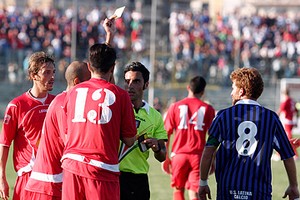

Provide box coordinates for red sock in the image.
[174,190,185,200]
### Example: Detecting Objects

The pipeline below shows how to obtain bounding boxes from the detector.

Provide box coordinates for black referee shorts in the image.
[120,171,150,200]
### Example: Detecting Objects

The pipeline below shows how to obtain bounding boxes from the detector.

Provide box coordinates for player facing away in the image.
[24,17,116,200]
[198,67,299,200]
[119,62,167,200]
[0,52,56,200]
[61,43,136,200]
[24,61,91,200]
[163,76,215,200]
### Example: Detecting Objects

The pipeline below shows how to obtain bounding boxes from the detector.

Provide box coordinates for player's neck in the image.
[133,100,144,112]
[91,74,110,82]
[29,87,48,98]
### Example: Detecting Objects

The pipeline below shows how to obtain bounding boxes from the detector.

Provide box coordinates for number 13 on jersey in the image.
[71,88,116,124]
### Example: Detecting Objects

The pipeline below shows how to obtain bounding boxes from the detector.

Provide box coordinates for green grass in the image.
[4,143,300,200]
[148,149,300,200]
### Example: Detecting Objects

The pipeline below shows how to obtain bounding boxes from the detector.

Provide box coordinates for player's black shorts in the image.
[120,171,150,200]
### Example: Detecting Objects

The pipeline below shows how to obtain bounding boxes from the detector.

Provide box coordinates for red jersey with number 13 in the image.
[62,78,136,179]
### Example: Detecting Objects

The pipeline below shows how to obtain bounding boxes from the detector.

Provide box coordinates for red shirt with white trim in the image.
[25,92,66,197]
[0,91,55,174]
[62,78,136,180]
[164,97,215,155]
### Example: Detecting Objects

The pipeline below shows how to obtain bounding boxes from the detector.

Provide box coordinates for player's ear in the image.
[87,62,93,72]
[143,81,149,90]
[31,73,37,81]
[73,77,80,85]
[239,88,245,97]
[187,85,190,91]
[109,64,115,74]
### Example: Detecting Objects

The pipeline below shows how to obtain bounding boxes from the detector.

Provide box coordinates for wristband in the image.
[199,179,208,186]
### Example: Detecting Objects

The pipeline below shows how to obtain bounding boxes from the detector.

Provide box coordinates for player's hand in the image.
[161,156,172,174]
[290,138,300,148]
[143,138,160,152]
[198,185,211,200]
[0,178,9,200]
[282,185,300,200]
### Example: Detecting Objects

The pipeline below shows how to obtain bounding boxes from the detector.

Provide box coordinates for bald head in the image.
[65,61,91,90]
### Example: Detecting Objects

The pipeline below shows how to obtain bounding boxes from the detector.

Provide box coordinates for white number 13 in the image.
[72,88,116,124]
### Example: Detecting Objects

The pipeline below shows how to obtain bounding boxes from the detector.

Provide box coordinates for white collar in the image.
[140,100,150,114]
[235,99,261,106]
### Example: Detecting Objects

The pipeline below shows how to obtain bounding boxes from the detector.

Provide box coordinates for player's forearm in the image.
[154,140,167,162]
[0,146,9,178]
[200,146,216,180]
[122,136,136,147]
[283,157,298,187]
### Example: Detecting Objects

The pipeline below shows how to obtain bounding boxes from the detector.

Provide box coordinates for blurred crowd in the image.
[2,6,300,86]
[168,9,300,85]
[0,5,144,83]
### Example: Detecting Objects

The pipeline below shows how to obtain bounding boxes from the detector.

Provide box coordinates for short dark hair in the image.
[89,43,116,73]
[189,76,206,94]
[124,62,150,83]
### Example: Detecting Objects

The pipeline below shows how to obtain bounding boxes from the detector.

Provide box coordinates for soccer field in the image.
[148,150,300,200]
[3,144,300,199]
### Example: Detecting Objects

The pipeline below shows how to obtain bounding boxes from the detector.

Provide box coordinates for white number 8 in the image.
[236,121,258,156]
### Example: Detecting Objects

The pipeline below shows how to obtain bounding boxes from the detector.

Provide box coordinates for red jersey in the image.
[25,92,67,197]
[164,97,215,155]
[279,97,297,125]
[61,78,136,180]
[0,91,55,176]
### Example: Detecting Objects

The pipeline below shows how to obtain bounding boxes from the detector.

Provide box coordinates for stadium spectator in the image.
[198,67,299,200]
[119,61,167,200]
[3,6,300,85]
[163,76,215,200]
[60,43,136,199]
[0,51,56,200]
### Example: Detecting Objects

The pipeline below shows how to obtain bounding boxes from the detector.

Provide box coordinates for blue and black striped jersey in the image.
[207,99,295,200]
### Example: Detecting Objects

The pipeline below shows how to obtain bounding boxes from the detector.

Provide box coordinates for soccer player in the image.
[198,67,299,200]
[163,76,215,200]
[277,89,299,159]
[0,52,56,200]
[24,61,90,199]
[119,61,167,200]
[24,17,116,200]
[60,43,136,200]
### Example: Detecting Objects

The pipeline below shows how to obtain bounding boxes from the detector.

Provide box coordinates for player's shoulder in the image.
[148,105,163,117]
[48,93,56,99]
[9,91,29,104]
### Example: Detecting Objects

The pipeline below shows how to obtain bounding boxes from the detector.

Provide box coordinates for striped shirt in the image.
[207,99,295,200]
